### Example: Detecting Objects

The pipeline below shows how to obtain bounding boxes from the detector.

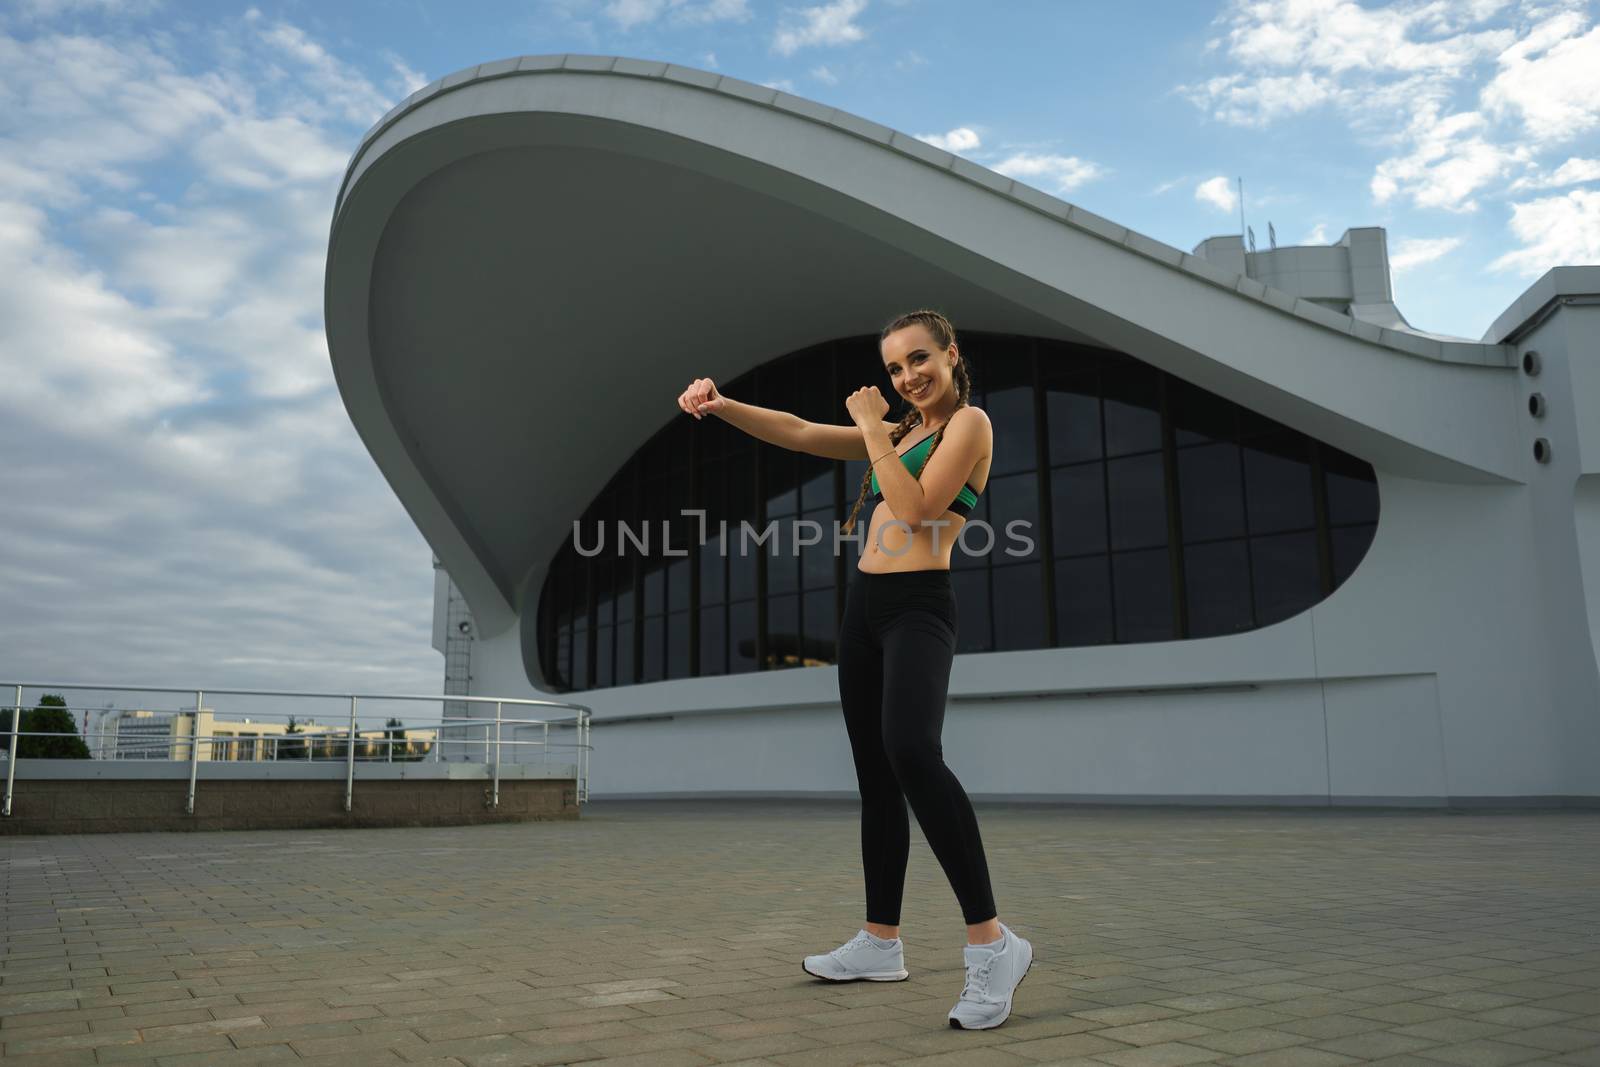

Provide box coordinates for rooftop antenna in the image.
[1268,221,1277,249]
[1247,225,1256,253]
[1237,176,1246,249]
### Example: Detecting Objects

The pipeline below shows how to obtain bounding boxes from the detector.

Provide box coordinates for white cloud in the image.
[1202,0,1514,78]
[1369,104,1528,212]
[1196,175,1238,213]
[191,116,349,190]
[1508,156,1600,191]
[909,127,1104,194]
[254,18,393,124]
[1303,222,1330,243]
[760,77,797,92]
[1179,71,1334,126]
[1489,188,1600,276]
[774,0,868,55]
[602,0,751,29]
[992,152,1106,194]
[0,33,235,204]
[0,16,444,694]
[1482,14,1600,144]
[10,0,163,16]
[0,200,210,428]
[683,0,751,22]
[1389,235,1464,274]
[811,64,839,85]
[604,0,664,26]
[1178,0,1600,230]
[915,126,980,153]
[703,51,719,68]
[386,54,428,96]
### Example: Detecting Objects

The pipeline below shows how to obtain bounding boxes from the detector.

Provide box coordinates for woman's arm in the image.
[713,397,810,451]
[796,422,882,460]
[682,379,897,458]
[717,400,899,459]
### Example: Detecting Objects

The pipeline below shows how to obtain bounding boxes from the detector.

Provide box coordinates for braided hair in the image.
[842,309,974,535]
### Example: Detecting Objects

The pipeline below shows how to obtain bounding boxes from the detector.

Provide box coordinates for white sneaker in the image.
[802,929,909,982]
[948,921,1033,1029]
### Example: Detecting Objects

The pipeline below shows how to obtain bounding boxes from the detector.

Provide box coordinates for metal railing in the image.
[2,683,590,818]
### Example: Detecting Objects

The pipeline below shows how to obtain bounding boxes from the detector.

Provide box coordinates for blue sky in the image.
[1,0,1596,709]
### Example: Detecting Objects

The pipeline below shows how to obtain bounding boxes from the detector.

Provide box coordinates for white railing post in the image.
[3,684,21,817]
[344,696,358,813]
[491,701,502,810]
[185,689,203,815]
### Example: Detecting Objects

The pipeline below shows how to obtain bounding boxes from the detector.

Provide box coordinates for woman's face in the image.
[880,323,954,413]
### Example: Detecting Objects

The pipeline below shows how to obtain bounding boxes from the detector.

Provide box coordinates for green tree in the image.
[0,694,91,759]
[278,715,307,760]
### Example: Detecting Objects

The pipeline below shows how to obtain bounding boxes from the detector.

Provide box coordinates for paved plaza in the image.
[2,799,1599,1067]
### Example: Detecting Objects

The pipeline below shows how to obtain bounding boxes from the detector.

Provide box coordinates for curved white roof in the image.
[324,55,1525,639]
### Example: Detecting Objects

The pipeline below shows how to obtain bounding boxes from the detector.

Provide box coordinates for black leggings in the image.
[836,568,997,926]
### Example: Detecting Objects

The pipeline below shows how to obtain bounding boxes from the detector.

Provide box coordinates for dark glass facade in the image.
[536,334,1380,691]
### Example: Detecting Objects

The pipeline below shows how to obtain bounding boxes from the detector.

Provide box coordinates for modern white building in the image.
[327,55,1600,808]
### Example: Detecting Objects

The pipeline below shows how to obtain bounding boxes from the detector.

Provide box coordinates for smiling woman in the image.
[674,306,1033,1025]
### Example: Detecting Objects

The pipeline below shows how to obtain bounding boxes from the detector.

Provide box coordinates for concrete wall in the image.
[1,763,579,835]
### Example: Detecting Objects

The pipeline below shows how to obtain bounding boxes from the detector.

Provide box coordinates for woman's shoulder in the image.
[953,405,991,433]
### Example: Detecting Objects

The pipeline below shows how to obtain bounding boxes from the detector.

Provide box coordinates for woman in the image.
[675,309,1033,1031]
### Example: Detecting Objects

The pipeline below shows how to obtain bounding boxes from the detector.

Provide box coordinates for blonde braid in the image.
[841,310,974,536]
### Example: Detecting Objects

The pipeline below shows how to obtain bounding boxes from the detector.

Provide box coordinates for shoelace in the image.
[831,931,875,961]
[959,955,998,1003]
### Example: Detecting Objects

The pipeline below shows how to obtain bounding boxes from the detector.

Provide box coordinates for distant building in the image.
[96,708,435,762]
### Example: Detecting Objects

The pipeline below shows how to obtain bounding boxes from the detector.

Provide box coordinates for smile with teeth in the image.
[908,382,931,398]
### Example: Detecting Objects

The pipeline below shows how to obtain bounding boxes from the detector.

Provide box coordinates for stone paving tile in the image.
[790,1051,927,1067]
[450,1041,596,1066]
[153,1045,301,1067]
[1275,1016,1393,1040]
[1096,1040,1227,1066]
[1354,1004,1470,1026]
[291,1053,415,1067]
[1409,1038,1553,1066]
[288,1029,431,1057]
[96,1033,239,1062]
[1219,1048,1363,1066]
[1500,1030,1600,1054]
[1187,1027,1313,1055]
[1002,1028,1135,1059]
[1307,1031,1441,1059]
[1,802,1599,1067]
[0,1051,100,1066]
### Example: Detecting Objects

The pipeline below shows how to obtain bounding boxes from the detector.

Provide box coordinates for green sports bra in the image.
[868,433,983,516]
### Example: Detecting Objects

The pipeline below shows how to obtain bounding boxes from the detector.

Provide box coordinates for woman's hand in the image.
[678,377,726,420]
[844,386,889,428]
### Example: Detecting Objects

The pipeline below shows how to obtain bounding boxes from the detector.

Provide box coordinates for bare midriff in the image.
[856,454,991,575]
